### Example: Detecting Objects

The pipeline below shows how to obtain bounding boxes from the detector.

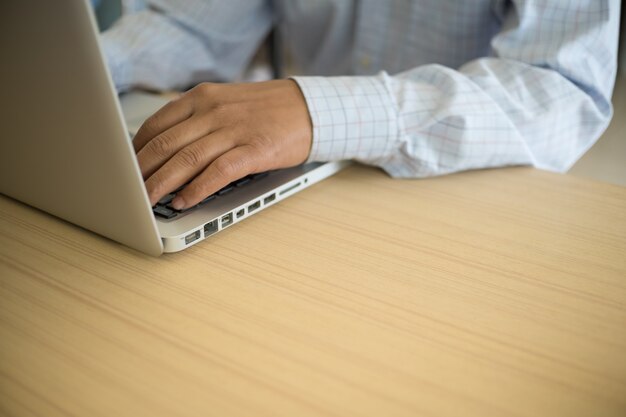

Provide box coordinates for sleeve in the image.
[101,0,273,92]
[293,0,621,178]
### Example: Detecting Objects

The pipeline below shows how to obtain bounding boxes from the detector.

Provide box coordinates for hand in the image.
[132,80,313,209]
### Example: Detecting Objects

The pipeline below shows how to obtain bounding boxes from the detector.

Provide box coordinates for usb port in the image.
[263,193,276,205]
[185,230,201,245]
[236,208,245,218]
[204,219,218,236]
[248,200,261,212]
[221,213,233,227]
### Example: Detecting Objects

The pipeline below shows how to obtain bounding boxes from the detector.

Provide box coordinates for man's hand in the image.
[132,80,312,210]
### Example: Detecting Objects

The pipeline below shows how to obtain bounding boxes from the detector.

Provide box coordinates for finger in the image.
[132,94,193,153]
[144,129,237,206]
[172,145,259,210]
[136,115,215,179]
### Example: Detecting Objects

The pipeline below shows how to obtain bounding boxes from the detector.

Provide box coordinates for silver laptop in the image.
[0,0,348,256]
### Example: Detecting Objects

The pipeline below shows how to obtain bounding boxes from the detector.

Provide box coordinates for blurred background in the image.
[94,0,625,186]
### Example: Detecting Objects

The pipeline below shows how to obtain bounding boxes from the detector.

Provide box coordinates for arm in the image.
[102,0,273,92]
[132,0,620,210]
[295,0,620,177]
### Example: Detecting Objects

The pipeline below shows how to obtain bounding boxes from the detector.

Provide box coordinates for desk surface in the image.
[1,165,625,417]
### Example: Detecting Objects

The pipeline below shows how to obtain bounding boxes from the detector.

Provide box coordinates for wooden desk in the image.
[1,165,625,417]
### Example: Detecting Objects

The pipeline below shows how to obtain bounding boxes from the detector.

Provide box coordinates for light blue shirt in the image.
[102,0,620,177]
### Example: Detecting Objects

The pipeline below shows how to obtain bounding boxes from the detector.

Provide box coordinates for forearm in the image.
[294,0,620,177]
[295,60,612,177]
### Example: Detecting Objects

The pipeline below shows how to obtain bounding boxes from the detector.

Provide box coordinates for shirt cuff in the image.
[292,74,401,165]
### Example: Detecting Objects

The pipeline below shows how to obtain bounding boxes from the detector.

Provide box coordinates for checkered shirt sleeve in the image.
[294,0,620,177]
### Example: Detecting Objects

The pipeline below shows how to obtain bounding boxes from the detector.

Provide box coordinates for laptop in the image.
[0,0,349,256]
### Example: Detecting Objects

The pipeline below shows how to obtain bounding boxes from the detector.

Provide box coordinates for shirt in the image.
[101,0,621,178]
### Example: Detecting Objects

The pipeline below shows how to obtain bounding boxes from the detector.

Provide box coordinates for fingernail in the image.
[171,196,186,210]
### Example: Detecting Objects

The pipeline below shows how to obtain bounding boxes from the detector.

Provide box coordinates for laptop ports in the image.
[236,208,245,219]
[185,230,201,245]
[221,213,233,227]
[248,200,261,212]
[263,193,276,205]
[204,219,218,236]
[279,182,301,196]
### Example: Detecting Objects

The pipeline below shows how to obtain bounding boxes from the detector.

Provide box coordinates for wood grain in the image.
[1,165,625,417]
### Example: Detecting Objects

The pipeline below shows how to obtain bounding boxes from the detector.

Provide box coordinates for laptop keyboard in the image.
[151,172,268,220]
